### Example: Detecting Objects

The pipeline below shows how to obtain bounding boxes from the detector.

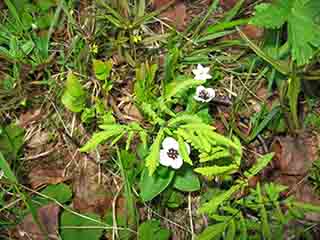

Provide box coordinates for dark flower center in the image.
[167,148,179,160]
[199,90,210,100]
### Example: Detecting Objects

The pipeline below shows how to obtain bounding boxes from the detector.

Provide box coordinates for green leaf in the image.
[61,72,86,113]
[257,183,271,239]
[250,1,292,29]
[177,135,192,166]
[194,165,238,177]
[93,59,112,81]
[198,184,241,214]
[0,152,18,183]
[197,222,227,240]
[0,123,24,161]
[225,220,236,240]
[139,167,175,202]
[145,129,164,176]
[60,211,104,240]
[173,167,200,192]
[36,183,72,205]
[287,76,301,129]
[250,0,320,66]
[138,220,170,240]
[164,78,204,101]
[244,153,274,178]
[80,126,125,152]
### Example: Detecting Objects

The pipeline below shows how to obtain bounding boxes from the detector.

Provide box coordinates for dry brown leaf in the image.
[123,103,144,122]
[152,0,177,9]
[27,131,50,149]
[72,158,113,217]
[19,109,42,127]
[159,2,187,31]
[28,168,67,189]
[271,132,319,175]
[15,204,60,240]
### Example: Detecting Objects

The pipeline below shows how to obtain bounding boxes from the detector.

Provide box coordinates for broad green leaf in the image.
[250,0,320,66]
[60,211,104,240]
[0,152,18,183]
[197,222,228,240]
[138,220,170,240]
[139,167,175,202]
[250,1,292,29]
[80,126,125,152]
[145,129,164,176]
[93,59,112,81]
[0,124,24,161]
[61,72,86,113]
[173,168,200,192]
[35,183,72,205]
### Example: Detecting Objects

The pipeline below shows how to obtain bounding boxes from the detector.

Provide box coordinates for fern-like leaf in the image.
[146,129,164,176]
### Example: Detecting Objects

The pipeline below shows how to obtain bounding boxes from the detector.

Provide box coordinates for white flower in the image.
[159,137,190,169]
[0,170,3,179]
[192,64,212,81]
[194,85,215,102]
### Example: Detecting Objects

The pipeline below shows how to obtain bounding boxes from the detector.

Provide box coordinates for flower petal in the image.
[159,150,172,167]
[170,156,183,169]
[196,85,206,95]
[203,73,212,80]
[197,64,204,71]
[162,137,179,150]
[194,95,207,102]
[184,142,191,154]
[202,67,210,74]
[206,88,216,98]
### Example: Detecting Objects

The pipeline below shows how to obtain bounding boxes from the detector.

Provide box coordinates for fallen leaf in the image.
[19,109,42,127]
[160,2,186,31]
[122,103,144,122]
[72,157,113,217]
[152,0,177,9]
[271,132,319,175]
[27,131,49,149]
[15,204,60,240]
[28,168,67,189]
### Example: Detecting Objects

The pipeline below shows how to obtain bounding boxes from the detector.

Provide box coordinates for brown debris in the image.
[72,157,114,217]
[271,132,319,175]
[14,204,60,240]
[28,168,67,189]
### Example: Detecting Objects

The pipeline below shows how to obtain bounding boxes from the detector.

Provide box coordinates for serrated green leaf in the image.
[80,126,125,152]
[177,135,192,165]
[198,184,241,214]
[244,153,274,178]
[194,164,238,177]
[250,0,320,66]
[146,129,164,175]
[250,1,292,29]
[164,78,204,101]
[196,222,228,240]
